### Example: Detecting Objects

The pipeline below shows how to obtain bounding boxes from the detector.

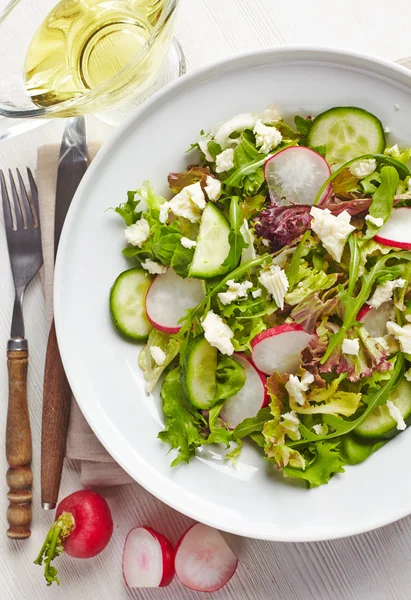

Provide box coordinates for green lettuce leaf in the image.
[215,355,246,401]
[289,378,362,416]
[364,166,399,239]
[138,330,180,393]
[150,222,195,277]
[232,407,271,440]
[114,190,142,225]
[285,261,338,306]
[283,441,346,488]
[224,131,267,194]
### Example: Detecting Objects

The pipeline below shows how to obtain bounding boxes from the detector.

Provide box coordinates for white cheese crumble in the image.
[281,411,301,441]
[342,338,360,356]
[386,144,399,156]
[204,176,222,201]
[168,182,206,223]
[202,311,234,355]
[253,119,282,154]
[141,259,167,275]
[159,202,170,224]
[218,280,253,306]
[365,215,384,228]
[180,237,197,249]
[349,158,376,178]
[258,265,289,309]
[313,423,329,436]
[215,148,235,173]
[406,314,411,323]
[310,207,355,263]
[252,289,262,298]
[262,238,270,247]
[384,126,391,134]
[240,218,256,263]
[394,104,401,111]
[124,218,150,247]
[367,279,406,309]
[405,367,411,382]
[386,400,406,431]
[150,346,166,366]
[386,321,411,353]
[285,372,314,406]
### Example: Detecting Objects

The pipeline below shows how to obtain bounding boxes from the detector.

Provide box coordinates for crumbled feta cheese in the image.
[204,176,222,201]
[342,338,360,356]
[406,314,411,323]
[313,423,329,436]
[218,280,253,306]
[386,144,399,156]
[141,259,167,275]
[386,321,411,353]
[258,265,289,309]
[405,367,411,382]
[215,148,235,173]
[384,126,391,134]
[180,237,197,249]
[349,158,376,178]
[198,134,214,162]
[310,207,355,263]
[386,400,406,431]
[202,311,234,356]
[285,372,314,406]
[159,201,170,224]
[408,178,411,193]
[394,104,401,111]
[168,182,206,223]
[253,119,282,154]
[262,238,270,247]
[367,279,406,309]
[252,289,262,298]
[240,219,256,263]
[365,215,384,228]
[281,411,301,441]
[150,346,166,366]
[124,218,150,247]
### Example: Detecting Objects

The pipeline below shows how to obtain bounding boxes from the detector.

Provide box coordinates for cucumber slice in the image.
[189,203,231,279]
[110,268,152,341]
[307,106,385,170]
[183,337,217,409]
[355,379,411,440]
[340,434,386,465]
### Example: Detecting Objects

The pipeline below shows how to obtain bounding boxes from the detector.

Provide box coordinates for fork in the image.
[1,168,43,539]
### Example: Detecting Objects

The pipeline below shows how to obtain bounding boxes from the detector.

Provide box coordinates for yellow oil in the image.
[24,0,168,109]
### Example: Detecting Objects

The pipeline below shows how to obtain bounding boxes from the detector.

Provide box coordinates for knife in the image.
[41,117,88,509]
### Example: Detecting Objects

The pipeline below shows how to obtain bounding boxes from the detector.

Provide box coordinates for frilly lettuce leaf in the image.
[290,291,342,334]
[285,261,339,306]
[228,317,266,352]
[158,366,204,466]
[283,441,345,488]
[168,167,211,194]
[265,443,306,470]
[289,378,362,417]
[138,330,180,393]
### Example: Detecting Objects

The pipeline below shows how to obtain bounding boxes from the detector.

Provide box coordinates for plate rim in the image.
[54,45,411,542]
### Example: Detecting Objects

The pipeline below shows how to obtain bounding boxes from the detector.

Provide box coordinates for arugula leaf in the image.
[361,171,381,195]
[364,166,399,239]
[284,441,346,488]
[232,407,271,440]
[348,234,360,296]
[114,190,141,225]
[138,330,180,393]
[224,132,267,194]
[158,366,204,466]
[222,196,247,270]
[294,115,312,137]
[207,141,222,161]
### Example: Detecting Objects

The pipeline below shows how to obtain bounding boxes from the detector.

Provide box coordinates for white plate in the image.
[55,47,411,542]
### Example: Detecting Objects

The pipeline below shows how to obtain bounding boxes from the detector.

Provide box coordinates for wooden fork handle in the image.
[41,320,72,510]
[6,341,32,540]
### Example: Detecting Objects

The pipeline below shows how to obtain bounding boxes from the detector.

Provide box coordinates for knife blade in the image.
[41,117,88,509]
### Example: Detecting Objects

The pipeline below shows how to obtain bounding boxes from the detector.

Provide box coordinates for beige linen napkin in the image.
[37,56,411,489]
[37,144,134,487]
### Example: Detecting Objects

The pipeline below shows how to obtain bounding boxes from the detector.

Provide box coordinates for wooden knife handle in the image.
[41,320,72,510]
[6,344,32,539]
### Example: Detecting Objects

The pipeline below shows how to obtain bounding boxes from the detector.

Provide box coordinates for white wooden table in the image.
[2,1,411,598]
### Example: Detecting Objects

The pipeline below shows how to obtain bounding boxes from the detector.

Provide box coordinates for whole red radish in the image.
[122,526,175,588]
[34,490,113,586]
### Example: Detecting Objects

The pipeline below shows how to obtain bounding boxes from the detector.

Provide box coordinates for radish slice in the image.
[264,146,331,206]
[145,268,205,334]
[122,527,175,588]
[251,324,313,375]
[174,523,238,593]
[374,207,411,249]
[221,353,269,428]
[357,301,393,338]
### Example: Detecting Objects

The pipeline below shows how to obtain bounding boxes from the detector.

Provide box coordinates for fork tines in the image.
[1,168,39,232]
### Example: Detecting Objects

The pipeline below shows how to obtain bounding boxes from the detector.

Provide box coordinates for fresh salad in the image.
[110,104,411,488]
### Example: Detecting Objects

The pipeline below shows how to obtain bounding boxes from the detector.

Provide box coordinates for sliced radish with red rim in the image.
[221,353,268,429]
[264,146,332,207]
[174,523,238,592]
[145,268,205,334]
[357,301,393,338]
[122,527,175,588]
[374,207,411,249]
[251,324,314,375]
